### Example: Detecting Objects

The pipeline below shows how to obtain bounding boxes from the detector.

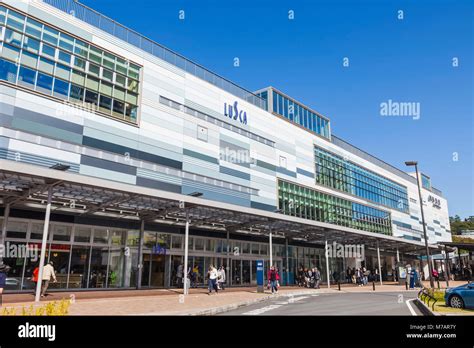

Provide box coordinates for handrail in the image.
[42,0,267,110]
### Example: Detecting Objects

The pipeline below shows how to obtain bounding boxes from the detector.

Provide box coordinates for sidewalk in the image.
[2,281,468,315]
[1,287,332,316]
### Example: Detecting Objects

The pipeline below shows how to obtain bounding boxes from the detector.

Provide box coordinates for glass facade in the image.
[278,180,392,235]
[1,216,334,291]
[271,90,330,139]
[0,5,141,123]
[315,147,409,213]
[421,173,431,190]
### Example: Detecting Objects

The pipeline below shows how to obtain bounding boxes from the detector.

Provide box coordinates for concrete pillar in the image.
[377,242,383,286]
[136,219,145,289]
[325,240,330,288]
[183,212,190,295]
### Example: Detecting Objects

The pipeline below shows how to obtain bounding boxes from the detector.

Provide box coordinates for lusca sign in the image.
[224,101,248,125]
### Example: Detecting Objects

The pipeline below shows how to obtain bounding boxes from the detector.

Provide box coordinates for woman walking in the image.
[207,265,218,295]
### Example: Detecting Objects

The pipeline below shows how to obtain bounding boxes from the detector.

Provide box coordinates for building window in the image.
[278,180,392,235]
[0,6,142,124]
[314,146,409,213]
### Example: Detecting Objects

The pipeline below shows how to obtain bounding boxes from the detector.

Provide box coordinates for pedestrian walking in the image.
[314,267,321,289]
[217,265,226,290]
[176,264,184,288]
[41,261,57,297]
[207,265,218,295]
[268,266,279,294]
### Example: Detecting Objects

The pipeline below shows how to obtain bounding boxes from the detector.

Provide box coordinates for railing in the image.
[42,0,267,110]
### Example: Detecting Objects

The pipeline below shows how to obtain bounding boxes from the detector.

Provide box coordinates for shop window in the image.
[74,226,92,243]
[171,235,182,249]
[30,223,44,240]
[6,221,28,239]
[90,247,108,288]
[110,229,125,246]
[51,224,72,242]
[93,228,109,244]
[69,246,90,288]
[194,238,204,251]
[251,243,259,255]
[2,242,28,290]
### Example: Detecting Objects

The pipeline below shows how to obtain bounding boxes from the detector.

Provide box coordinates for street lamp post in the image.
[405,161,434,288]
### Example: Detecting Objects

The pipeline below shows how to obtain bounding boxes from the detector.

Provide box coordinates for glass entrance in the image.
[149,254,165,287]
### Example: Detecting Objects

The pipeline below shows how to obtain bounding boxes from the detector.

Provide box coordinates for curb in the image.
[188,290,318,316]
[414,298,438,316]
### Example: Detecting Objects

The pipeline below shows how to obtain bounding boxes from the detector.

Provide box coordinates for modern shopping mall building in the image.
[0,0,451,292]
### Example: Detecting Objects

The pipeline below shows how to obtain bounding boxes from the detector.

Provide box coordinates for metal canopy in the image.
[0,160,440,256]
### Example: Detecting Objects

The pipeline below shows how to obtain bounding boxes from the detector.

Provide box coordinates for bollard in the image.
[372,281,375,291]
[437,279,440,289]
[338,280,341,291]
[405,281,408,290]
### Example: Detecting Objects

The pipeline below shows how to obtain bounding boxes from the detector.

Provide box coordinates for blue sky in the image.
[81,0,473,218]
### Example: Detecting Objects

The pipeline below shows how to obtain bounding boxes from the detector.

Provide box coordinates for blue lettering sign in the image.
[224,101,248,125]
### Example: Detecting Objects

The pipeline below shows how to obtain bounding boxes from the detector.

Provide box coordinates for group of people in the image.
[176,264,226,294]
[206,265,226,294]
[296,267,321,289]
[345,267,379,286]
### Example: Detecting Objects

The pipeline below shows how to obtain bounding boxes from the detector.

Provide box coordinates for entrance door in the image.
[232,259,241,285]
[150,254,165,287]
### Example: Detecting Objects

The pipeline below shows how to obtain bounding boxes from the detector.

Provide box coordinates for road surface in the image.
[219,291,423,316]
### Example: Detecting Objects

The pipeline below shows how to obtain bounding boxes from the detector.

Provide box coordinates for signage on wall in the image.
[427,195,441,209]
[224,101,248,125]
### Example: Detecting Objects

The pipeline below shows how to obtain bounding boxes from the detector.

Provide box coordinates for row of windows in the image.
[4,219,287,256]
[0,26,139,94]
[272,90,330,139]
[315,147,409,212]
[0,5,140,123]
[0,55,138,122]
[278,180,392,235]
